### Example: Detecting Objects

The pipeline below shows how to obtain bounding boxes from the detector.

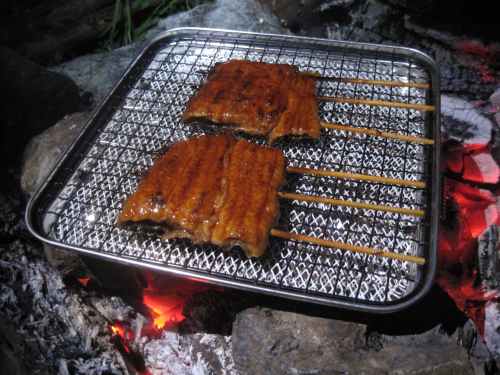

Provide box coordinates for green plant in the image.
[105,0,203,48]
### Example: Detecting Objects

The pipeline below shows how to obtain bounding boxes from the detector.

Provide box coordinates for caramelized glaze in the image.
[183,60,320,143]
[118,134,285,257]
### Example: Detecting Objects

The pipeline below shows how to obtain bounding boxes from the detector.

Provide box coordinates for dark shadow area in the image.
[172,277,467,336]
[404,0,500,42]
[0,46,85,195]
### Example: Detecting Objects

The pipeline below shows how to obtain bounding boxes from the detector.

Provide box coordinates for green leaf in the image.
[102,0,212,48]
[110,0,123,42]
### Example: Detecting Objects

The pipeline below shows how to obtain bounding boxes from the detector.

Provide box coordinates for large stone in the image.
[21,112,89,196]
[148,0,285,37]
[0,47,82,175]
[260,0,356,37]
[21,112,88,272]
[232,307,476,375]
[20,112,149,291]
[51,0,286,108]
[50,44,144,109]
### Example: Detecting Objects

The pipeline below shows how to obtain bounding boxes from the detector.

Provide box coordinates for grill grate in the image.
[27,28,439,312]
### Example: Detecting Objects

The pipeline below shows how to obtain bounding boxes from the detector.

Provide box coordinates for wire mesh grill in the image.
[31,29,438,310]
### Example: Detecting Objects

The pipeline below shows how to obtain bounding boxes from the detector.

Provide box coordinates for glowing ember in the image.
[107,273,216,375]
[447,179,498,237]
[444,142,500,184]
[455,40,499,83]
[110,324,125,337]
[437,272,498,337]
[456,40,491,60]
[77,276,91,287]
[439,178,498,269]
[463,151,500,185]
[438,138,500,338]
[109,321,133,342]
[142,273,213,331]
[109,321,150,373]
[143,292,186,330]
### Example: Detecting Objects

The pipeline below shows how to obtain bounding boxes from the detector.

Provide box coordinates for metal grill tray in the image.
[26,28,440,313]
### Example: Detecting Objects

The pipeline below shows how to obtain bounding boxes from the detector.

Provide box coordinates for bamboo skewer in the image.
[286,166,426,189]
[304,72,430,89]
[275,168,427,265]
[198,69,430,90]
[320,122,434,145]
[317,96,435,112]
[189,64,430,266]
[270,229,426,265]
[278,192,424,217]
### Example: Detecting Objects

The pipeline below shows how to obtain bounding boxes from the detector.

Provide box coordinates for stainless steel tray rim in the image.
[25,27,440,313]
[23,234,426,314]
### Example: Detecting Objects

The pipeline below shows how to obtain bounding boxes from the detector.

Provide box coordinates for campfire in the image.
[58,129,497,374]
[70,268,225,373]
[438,144,499,337]
[1,1,499,374]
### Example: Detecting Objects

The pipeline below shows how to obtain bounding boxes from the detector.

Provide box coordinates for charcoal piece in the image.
[80,256,145,304]
[0,319,29,375]
[180,290,251,335]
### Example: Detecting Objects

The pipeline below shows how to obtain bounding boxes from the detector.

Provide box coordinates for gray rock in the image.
[490,88,500,109]
[147,0,285,37]
[260,0,357,37]
[232,307,475,375]
[50,44,144,108]
[52,0,285,108]
[21,113,89,271]
[21,112,89,196]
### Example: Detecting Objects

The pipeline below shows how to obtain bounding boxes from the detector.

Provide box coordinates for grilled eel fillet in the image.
[117,134,286,257]
[183,60,321,143]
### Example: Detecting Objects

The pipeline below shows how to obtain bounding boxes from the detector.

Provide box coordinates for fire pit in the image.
[1,1,499,374]
[26,28,441,314]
